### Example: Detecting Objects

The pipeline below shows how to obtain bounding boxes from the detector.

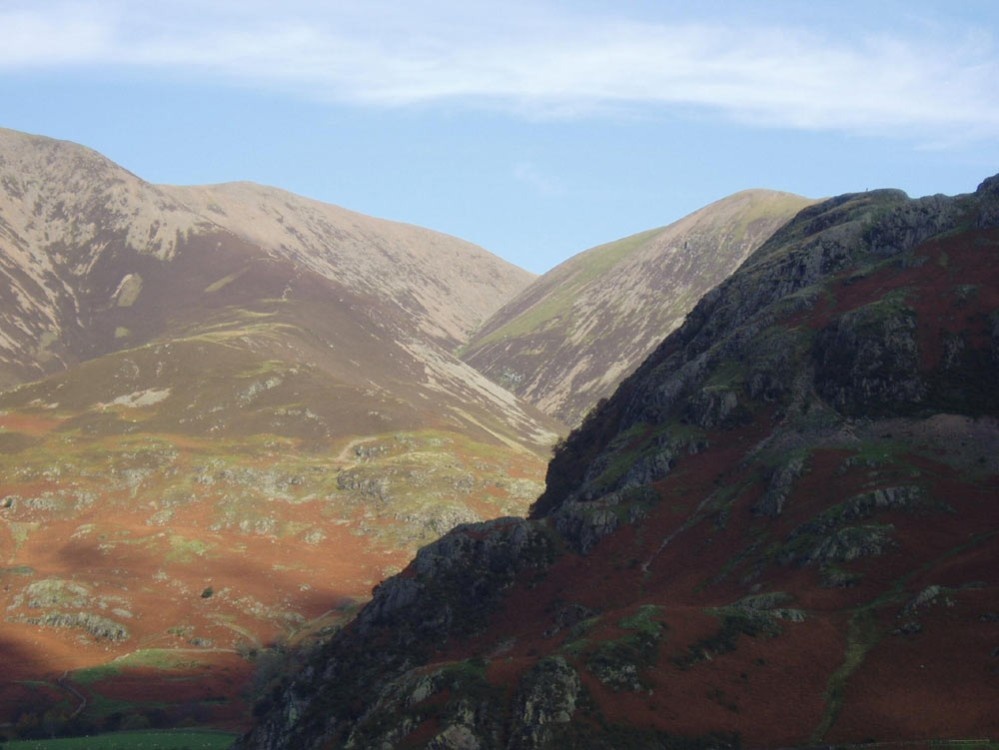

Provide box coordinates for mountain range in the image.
[12,127,995,749]
[241,176,999,749]
[0,128,808,736]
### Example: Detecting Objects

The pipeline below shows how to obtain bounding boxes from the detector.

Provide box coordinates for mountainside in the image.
[0,129,561,733]
[462,190,814,425]
[0,127,532,387]
[242,177,999,749]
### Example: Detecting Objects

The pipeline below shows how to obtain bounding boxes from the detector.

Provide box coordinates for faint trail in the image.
[640,489,722,573]
[57,670,87,717]
[333,437,369,467]
[116,646,244,660]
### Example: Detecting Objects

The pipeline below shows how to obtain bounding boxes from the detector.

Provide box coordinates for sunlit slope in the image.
[0,127,558,734]
[463,190,814,425]
[0,127,533,387]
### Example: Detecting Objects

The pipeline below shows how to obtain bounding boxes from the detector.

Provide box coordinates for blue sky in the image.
[2,1,998,273]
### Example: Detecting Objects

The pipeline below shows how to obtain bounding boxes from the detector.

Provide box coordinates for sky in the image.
[1,1,998,274]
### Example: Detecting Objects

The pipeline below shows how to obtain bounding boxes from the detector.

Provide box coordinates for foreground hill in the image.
[0,129,560,733]
[243,177,999,749]
[462,190,814,425]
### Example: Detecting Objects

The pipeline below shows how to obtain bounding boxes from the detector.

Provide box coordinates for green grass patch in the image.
[844,436,909,469]
[166,536,213,564]
[0,565,36,577]
[809,607,879,744]
[703,359,745,391]
[72,650,207,685]
[559,613,602,657]
[203,268,250,293]
[464,228,662,351]
[4,730,235,749]
[673,607,781,670]
[587,607,667,691]
[83,693,167,719]
[618,604,665,637]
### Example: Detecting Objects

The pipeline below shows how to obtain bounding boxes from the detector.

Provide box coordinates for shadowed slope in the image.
[241,176,999,750]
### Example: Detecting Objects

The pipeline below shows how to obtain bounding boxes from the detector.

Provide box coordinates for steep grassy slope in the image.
[241,177,999,749]
[0,128,560,736]
[462,190,814,425]
[161,181,527,351]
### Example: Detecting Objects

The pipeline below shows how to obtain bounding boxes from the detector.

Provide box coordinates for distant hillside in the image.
[0,128,559,733]
[0,128,533,387]
[243,177,999,749]
[462,190,814,425]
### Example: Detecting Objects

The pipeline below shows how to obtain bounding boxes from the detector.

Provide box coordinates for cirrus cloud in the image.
[1,1,997,143]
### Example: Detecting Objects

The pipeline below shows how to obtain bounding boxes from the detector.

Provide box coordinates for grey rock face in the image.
[974,174,999,228]
[550,486,657,554]
[23,611,129,641]
[341,666,484,750]
[753,455,807,517]
[684,387,745,428]
[551,500,620,555]
[792,485,927,540]
[353,517,556,647]
[239,519,556,750]
[507,657,581,750]
[428,725,482,750]
[814,300,926,416]
[805,524,897,565]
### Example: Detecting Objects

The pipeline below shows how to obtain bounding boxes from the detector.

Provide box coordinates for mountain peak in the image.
[462,188,815,425]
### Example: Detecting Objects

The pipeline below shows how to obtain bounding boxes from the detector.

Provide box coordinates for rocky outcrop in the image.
[784,523,898,567]
[790,486,928,540]
[549,485,658,554]
[507,657,582,749]
[22,611,129,641]
[356,518,556,639]
[330,654,584,750]
[239,519,558,750]
[753,454,808,517]
[814,299,925,415]
[535,178,999,517]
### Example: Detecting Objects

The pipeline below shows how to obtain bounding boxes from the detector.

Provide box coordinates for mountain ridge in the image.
[0,127,534,387]
[462,188,814,425]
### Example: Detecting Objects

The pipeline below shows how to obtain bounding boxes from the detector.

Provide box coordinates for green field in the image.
[3,730,235,749]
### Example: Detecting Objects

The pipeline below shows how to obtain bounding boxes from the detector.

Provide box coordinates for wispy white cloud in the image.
[2,1,997,142]
[513,161,565,197]
[0,3,114,65]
